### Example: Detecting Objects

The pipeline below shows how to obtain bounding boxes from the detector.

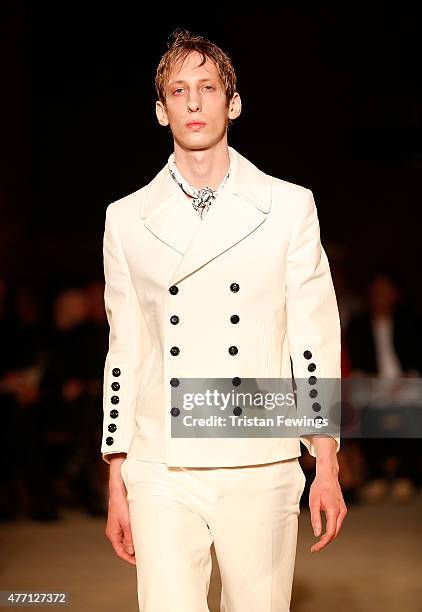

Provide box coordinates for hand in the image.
[309,463,347,553]
[105,457,136,566]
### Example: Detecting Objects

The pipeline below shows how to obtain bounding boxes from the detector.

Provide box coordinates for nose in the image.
[187,92,201,112]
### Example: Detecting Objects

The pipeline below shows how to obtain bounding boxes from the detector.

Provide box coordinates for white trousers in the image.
[120,456,306,612]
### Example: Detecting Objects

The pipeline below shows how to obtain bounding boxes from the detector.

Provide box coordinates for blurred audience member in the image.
[39,285,107,517]
[346,265,422,504]
[64,280,109,515]
[0,278,58,521]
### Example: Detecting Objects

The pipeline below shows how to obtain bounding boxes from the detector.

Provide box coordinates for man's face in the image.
[156,50,240,150]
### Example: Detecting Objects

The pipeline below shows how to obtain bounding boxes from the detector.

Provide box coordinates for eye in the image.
[173,88,184,94]
[203,85,215,91]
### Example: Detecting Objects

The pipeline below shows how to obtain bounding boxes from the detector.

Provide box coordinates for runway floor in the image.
[1,492,421,611]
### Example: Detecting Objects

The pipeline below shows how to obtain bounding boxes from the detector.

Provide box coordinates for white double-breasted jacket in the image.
[100,146,341,467]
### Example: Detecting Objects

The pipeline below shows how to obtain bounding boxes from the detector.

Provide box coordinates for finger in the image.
[107,529,136,566]
[122,523,135,554]
[311,532,332,552]
[311,509,338,552]
[310,525,336,552]
[122,537,135,556]
[309,501,322,537]
[334,505,348,538]
[113,541,137,566]
[324,509,338,543]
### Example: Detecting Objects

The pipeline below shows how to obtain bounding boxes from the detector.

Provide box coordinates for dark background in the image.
[2,2,421,303]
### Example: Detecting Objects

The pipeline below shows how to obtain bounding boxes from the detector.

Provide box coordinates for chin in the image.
[175,136,214,151]
[175,132,226,152]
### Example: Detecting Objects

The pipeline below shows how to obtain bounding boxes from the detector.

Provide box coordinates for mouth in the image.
[186,122,206,129]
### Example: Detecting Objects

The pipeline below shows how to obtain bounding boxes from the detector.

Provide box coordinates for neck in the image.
[173,140,230,191]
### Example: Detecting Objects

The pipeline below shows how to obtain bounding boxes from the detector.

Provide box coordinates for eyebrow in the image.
[168,78,217,86]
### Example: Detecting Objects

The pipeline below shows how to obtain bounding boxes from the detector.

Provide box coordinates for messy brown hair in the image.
[155,28,238,110]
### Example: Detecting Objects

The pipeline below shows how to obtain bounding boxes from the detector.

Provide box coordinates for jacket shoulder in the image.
[266,174,316,219]
[268,174,312,199]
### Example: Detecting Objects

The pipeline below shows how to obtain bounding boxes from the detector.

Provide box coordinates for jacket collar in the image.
[140,146,272,286]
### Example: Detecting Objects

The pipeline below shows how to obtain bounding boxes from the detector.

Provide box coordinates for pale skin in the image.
[105,50,347,564]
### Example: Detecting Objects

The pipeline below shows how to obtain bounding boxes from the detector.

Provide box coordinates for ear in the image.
[155,100,169,126]
[228,92,242,120]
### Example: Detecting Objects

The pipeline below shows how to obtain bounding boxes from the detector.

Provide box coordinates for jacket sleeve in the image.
[100,203,143,464]
[285,189,341,457]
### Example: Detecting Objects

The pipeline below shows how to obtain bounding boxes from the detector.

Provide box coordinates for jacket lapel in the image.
[141,146,272,285]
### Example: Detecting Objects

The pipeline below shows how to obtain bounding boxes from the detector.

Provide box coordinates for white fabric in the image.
[100,146,342,465]
[121,455,306,612]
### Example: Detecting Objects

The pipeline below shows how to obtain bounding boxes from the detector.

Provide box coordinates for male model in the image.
[101,28,347,612]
